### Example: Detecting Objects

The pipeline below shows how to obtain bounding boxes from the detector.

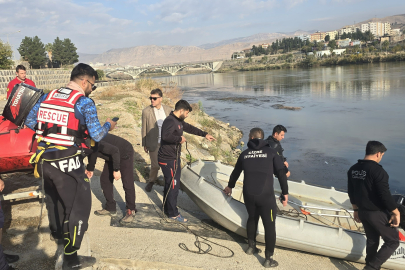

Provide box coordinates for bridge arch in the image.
[164,64,213,76]
[105,70,136,79]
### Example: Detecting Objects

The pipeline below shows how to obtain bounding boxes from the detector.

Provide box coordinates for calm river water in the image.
[155,62,405,193]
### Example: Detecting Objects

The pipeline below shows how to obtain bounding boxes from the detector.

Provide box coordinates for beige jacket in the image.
[141,104,172,152]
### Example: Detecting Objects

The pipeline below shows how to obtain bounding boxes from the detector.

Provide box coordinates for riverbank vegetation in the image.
[221,39,405,72]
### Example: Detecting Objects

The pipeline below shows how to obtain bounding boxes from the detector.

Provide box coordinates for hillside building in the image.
[326,31,338,40]
[298,34,311,41]
[361,22,391,37]
[311,31,326,42]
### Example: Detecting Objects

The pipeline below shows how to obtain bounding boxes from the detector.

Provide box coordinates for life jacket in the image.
[35,88,91,148]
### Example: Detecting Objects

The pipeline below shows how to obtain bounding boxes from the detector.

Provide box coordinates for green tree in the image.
[0,40,13,69]
[96,69,105,80]
[62,38,79,65]
[325,35,330,42]
[17,36,47,69]
[381,40,390,54]
[45,43,53,62]
[52,37,78,67]
[328,40,337,53]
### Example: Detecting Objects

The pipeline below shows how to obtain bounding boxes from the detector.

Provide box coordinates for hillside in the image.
[78,31,311,66]
[355,14,405,27]
[78,13,405,66]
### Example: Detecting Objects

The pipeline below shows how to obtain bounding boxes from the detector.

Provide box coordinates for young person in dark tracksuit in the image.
[265,125,290,178]
[348,141,400,270]
[224,128,289,268]
[158,100,215,223]
[86,134,137,223]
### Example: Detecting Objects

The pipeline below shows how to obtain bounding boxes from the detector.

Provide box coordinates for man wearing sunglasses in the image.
[25,63,116,270]
[142,89,172,192]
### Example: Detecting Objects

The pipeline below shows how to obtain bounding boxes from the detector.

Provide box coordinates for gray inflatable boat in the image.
[180,160,405,269]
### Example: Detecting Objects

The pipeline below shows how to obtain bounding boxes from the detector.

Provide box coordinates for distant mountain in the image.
[77,13,405,66]
[78,30,311,66]
[78,53,99,63]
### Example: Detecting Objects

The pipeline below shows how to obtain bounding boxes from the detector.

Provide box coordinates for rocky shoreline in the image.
[90,79,243,183]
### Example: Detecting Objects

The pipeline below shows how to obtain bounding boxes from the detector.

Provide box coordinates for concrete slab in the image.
[88,177,370,270]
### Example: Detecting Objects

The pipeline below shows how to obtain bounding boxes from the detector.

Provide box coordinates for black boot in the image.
[263,250,278,268]
[245,240,261,255]
[62,255,96,270]
[4,253,19,264]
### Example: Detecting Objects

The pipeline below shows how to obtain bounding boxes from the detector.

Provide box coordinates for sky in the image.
[0,0,404,57]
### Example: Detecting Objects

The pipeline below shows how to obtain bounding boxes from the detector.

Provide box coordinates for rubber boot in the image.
[245,240,261,255]
[263,250,279,268]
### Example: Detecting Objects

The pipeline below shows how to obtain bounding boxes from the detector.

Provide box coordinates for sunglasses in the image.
[149,96,160,101]
[82,79,97,91]
[87,80,97,91]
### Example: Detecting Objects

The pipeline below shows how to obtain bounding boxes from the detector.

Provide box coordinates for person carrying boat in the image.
[6,65,36,100]
[141,88,172,193]
[158,100,215,222]
[348,141,400,270]
[85,134,137,223]
[265,125,290,178]
[25,63,116,270]
[223,128,289,268]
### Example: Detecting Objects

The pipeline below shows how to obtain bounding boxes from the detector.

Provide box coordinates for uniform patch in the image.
[58,88,73,95]
[38,107,69,126]
[50,156,81,173]
[53,93,70,99]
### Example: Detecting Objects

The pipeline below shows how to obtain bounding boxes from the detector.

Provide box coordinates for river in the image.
[155,62,405,194]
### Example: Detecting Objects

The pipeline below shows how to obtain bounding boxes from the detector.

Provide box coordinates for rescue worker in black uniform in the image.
[158,100,215,222]
[348,141,400,270]
[224,128,289,268]
[25,64,116,270]
[265,125,290,178]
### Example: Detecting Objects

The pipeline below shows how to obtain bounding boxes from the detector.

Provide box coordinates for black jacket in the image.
[87,134,134,171]
[228,139,288,196]
[158,112,207,160]
[347,159,397,212]
[265,136,285,161]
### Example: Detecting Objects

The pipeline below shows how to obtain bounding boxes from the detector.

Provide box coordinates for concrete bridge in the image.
[105,61,223,79]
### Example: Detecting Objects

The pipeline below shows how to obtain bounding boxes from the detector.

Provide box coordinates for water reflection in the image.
[155,62,405,193]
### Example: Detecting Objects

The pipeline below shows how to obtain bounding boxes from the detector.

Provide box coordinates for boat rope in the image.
[153,141,234,258]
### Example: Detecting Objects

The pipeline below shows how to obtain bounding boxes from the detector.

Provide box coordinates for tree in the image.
[364,31,374,43]
[62,38,79,65]
[328,40,337,55]
[325,35,330,42]
[45,43,53,62]
[17,36,47,69]
[381,40,390,54]
[52,37,79,67]
[0,40,13,69]
[96,69,105,80]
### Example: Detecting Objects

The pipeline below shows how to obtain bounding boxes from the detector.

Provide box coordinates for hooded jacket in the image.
[228,139,288,196]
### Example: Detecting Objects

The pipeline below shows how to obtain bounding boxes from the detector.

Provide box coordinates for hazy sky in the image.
[0,0,404,56]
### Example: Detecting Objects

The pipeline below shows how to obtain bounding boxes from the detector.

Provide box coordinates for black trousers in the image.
[100,150,136,211]
[243,180,277,257]
[0,245,8,270]
[39,148,92,255]
[359,210,400,270]
[158,158,181,218]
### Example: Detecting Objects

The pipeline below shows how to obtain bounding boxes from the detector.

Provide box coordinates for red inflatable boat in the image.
[0,118,37,173]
